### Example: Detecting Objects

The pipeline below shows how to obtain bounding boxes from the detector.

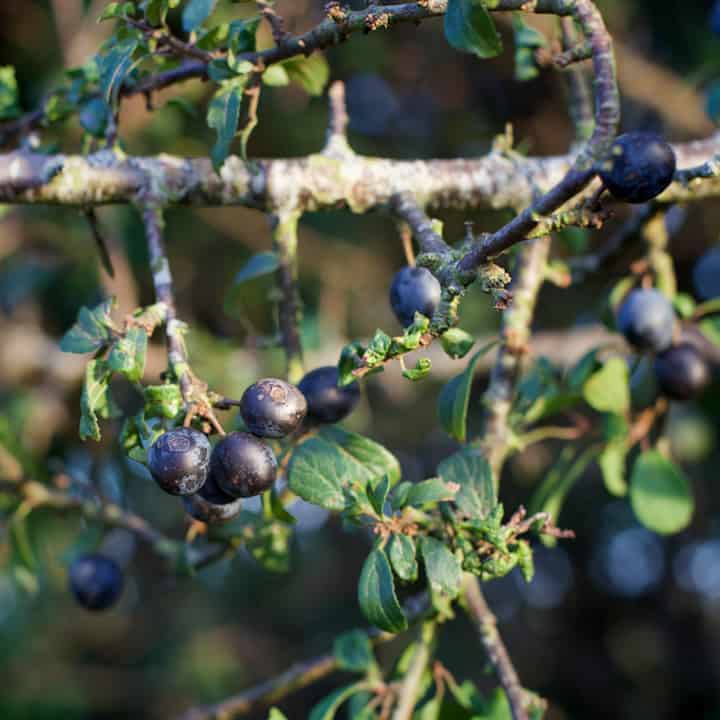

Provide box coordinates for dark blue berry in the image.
[183,472,243,524]
[240,378,307,439]
[599,132,676,204]
[693,247,720,301]
[148,427,211,496]
[654,343,711,401]
[298,366,360,425]
[712,0,720,34]
[390,266,442,327]
[617,288,675,353]
[211,432,277,498]
[69,554,123,611]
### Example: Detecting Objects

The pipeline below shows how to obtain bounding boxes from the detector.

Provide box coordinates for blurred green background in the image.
[0,1,720,718]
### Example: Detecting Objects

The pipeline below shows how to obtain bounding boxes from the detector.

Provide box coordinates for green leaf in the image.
[402,357,432,381]
[267,710,288,720]
[599,442,627,497]
[512,13,547,48]
[368,475,391,516]
[79,359,113,441]
[699,315,720,347]
[440,327,475,359]
[145,0,181,26]
[405,478,457,508]
[233,251,279,285]
[437,447,495,520]
[437,341,496,443]
[10,505,36,570]
[444,0,502,59]
[0,67,20,120]
[358,548,407,633]
[566,348,601,392]
[207,76,247,171]
[144,383,183,419]
[246,519,291,572]
[419,536,462,599]
[182,0,216,32]
[388,533,418,582]
[630,450,693,535]
[263,65,290,87]
[333,629,374,673]
[107,326,147,382]
[60,299,114,354]
[228,17,260,55]
[309,682,367,720]
[98,38,139,106]
[281,53,330,96]
[320,426,402,487]
[99,2,136,21]
[79,97,110,137]
[583,356,630,415]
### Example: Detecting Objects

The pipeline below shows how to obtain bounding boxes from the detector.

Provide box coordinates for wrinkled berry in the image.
[617,288,675,353]
[148,427,211,496]
[654,343,711,401]
[240,378,307,438]
[211,432,277,498]
[183,472,243,524]
[69,553,123,611]
[599,132,676,204]
[298,366,360,425]
[389,266,442,327]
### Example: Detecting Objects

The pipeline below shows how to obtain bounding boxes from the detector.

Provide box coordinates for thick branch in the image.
[1,135,718,211]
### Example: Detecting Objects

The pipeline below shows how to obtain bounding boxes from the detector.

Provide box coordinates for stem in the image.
[390,194,452,257]
[271,210,304,383]
[462,577,528,720]
[178,594,431,720]
[560,17,594,143]
[391,621,437,720]
[142,206,193,403]
[477,236,552,481]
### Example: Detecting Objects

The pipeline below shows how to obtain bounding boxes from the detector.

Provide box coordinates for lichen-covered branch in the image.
[462,576,531,720]
[0,134,718,212]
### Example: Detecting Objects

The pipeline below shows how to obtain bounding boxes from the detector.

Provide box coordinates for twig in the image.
[389,194,452,257]
[391,622,437,720]
[84,208,115,278]
[178,593,431,720]
[560,17,594,143]
[462,577,528,720]
[323,80,352,157]
[271,210,304,383]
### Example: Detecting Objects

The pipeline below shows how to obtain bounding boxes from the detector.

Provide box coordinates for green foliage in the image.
[583,356,630,415]
[333,630,375,673]
[79,359,115,441]
[287,427,400,513]
[308,682,369,720]
[419,536,462,601]
[437,448,495,520]
[388,533,418,582]
[440,327,475,359]
[358,547,408,633]
[438,341,496,442]
[0,67,20,120]
[60,298,115,354]
[512,14,546,82]
[207,77,248,171]
[630,450,694,534]
[182,0,217,32]
[98,37,140,106]
[444,0,502,59]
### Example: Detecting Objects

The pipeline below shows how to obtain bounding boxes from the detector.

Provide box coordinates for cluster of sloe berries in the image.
[69,367,360,611]
[618,288,712,401]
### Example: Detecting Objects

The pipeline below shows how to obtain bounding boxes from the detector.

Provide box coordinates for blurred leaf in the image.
[182,0,217,32]
[282,53,330,96]
[144,383,183,419]
[309,682,367,720]
[402,357,432,381]
[99,2,136,21]
[267,710,288,720]
[246,519,291,572]
[699,316,720,347]
[107,326,147,382]
[145,0,181,25]
[388,533,417,582]
[419,536,461,599]
[79,359,113,441]
[98,38,139,106]
[234,252,279,285]
[565,348,601,392]
[444,0,502,59]
[512,14,547,48]
[79,97,110,137]
[60,298,115,354]
[10,504,36,570]
[405,478,457,508]
[438,341,496,442]
[438,448,495,520]
[358,547,407,633]
[440,327,475,359]
[0,67,20,120]
[263,65,290,87]
[672,293,696,319]
[630,450,693,535]
[599,442,627,497]
[333,630,374,673]
[207,76,248,171]
[583,357,629,415]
